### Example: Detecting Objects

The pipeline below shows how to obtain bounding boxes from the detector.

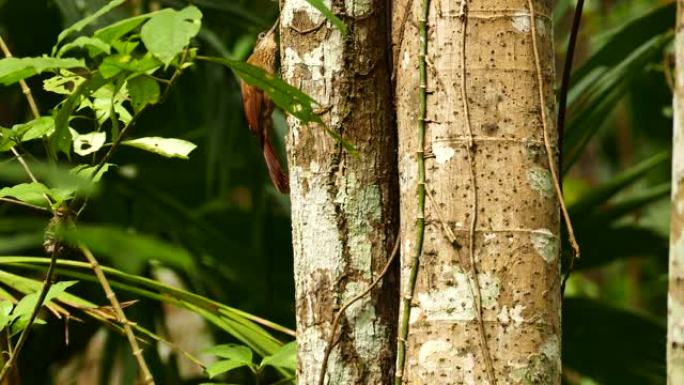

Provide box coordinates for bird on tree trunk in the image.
[240,21,289,193]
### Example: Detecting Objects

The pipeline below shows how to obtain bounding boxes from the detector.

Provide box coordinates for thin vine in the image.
[394,0,428,383]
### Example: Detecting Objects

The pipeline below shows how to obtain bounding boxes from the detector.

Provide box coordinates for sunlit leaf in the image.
[260,341,296,370]
[205,343,253,363]
[121,137,197,159]
[0,57,85,86]
[43,72,86,95]
[57,36,111,58]
[71,129,106,156]
[94,12,159,44]
[141,6,202,65]
[0,183,51,206]
[206,360,251,378]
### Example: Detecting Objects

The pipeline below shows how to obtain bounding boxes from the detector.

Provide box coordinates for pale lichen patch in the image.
[417,271,499,321]
[345,0,372,17]
[281,0,326,27]
[531,229,559,263]
[418,339,452,372]
[527,167,554,197]
[433,141,456,164]
[511,12,531,33]
[670,296,684,345]
[409,306,422,324]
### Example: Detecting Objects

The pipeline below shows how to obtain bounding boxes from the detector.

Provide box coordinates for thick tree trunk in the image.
[279,1,398,384]
[392,0,561,384]
[668,2,684,383]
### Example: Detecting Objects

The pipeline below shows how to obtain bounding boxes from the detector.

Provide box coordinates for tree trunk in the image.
[668,2,684,383]
[279,1,398,385]
[392,0,561,384]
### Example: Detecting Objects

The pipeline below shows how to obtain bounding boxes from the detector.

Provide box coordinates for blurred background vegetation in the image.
[0,0,677,384]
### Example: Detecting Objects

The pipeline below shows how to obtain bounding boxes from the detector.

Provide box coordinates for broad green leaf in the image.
[0,183,51,206]
[43,72,86,95]
[0,57,85,86]
[205,344,253,363]
[55,0,126,47]
[94,12,159,44]
[141,6,202,65]
[59,224,194,272]
[206,360,251,378]
[70,129,106,156]
[303,0,347,35]
[564,298,664,385]
[10,281,78,334]
[261,341,296,370]
[0,163,99,199]
[71,164,111,183]
[0,117,55,151]
[98,53,161,79]
[57,36,111,58]
[121,137,197,159]
[127,75,160,112]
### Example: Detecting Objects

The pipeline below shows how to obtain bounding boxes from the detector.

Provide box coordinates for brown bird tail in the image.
[263,141,289,193]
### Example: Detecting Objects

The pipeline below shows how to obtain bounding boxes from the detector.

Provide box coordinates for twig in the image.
[0,197,50,213]
[457,2,497,383]
[527,1,581,277]
[317,236,400,385]
[557,0,585,173]
[0,36,40,119]
[395,0,428,383]
[80,246,155,385]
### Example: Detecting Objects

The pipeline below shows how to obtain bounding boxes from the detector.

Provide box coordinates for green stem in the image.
[395,0,429,383]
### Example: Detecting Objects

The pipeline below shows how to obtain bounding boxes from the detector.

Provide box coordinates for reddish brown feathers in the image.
[240,25,289,193]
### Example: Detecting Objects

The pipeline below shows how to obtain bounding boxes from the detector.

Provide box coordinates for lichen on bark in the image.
[392,0,561,383]
[280,1,398,384]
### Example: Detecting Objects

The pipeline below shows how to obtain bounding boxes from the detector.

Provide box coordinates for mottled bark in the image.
[393,0,561,384]
[280,1,398,385]
[669,2,684,384]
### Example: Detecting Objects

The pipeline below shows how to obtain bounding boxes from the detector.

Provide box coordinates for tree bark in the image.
[669,2,684,383]
[279,1,398,384]
[392,0,561,384]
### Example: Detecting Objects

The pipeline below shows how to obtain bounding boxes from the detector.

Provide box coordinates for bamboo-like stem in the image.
[318,236,400,385]
[527,0,580,262]
[0,197,50,213]
[458,3,497,383]
[79,246,155,385]
[394,0,429,383]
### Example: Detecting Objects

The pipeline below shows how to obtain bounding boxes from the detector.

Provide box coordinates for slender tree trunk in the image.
[668,2,684,383]
[392,0,561,383]
[279,1,398,384]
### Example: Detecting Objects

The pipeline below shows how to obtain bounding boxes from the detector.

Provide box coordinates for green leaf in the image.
[121,137,197,159]
[52,74,109,157]
[59,224,194,272]
[0,183,51,206]
[303,0,347,35]
[141,6,202,65]
[0,163,100,199]
[206,360,251,378]
[0,57,85,86]
[10,281,78,334]
[127,76,160,113]
[0,301,13,331]
[205,344,253,363]
[569,151,669,221]
[204,56,321,125]
[0,117,55,151]
[70,129,106,156]
[94,12,159,44]
[57,36,111,58]
[260,341,296,370]
[55,0,126,47]
[98,53,161,79]
[563,298,664,385]
[43,72,86,95]
[71,164,111,183]
[563,33,672,170]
